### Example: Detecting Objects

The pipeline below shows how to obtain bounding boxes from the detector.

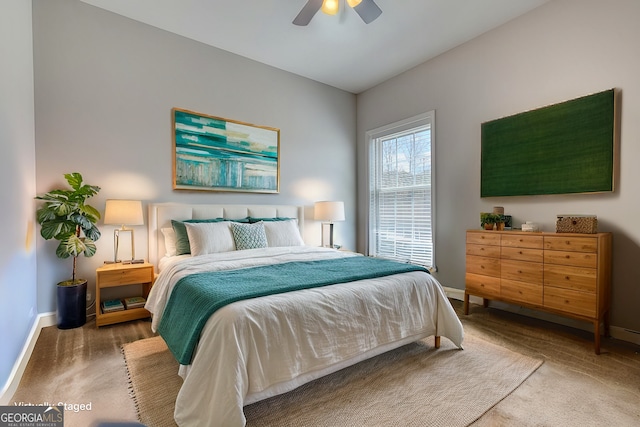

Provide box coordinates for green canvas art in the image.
[481,89,616,197]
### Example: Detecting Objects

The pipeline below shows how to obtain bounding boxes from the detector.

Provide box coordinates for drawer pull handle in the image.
[519,251,523,255]
[565,276,570,280]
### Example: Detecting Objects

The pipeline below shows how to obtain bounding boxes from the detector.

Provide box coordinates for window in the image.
[368,112,434,269]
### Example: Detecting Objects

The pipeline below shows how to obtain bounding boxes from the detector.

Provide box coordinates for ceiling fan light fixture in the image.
[293,0,381,26]
[321,0,339,16]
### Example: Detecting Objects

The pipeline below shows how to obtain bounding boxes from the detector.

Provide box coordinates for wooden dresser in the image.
[464,230,612,354]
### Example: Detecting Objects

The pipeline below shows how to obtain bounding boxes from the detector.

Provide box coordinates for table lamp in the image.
[314,201,345,248]
[104,199,144,263]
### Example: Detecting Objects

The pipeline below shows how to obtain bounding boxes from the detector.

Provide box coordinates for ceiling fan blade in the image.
[293,0,324,26]
[353,0,382,24]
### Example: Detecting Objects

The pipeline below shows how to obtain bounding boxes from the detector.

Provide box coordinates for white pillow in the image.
[264,219,305,247]
[161,227,177,257]
[184,222,236,256]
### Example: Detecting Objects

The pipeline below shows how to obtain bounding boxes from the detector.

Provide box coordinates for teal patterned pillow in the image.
[230,222,268,250]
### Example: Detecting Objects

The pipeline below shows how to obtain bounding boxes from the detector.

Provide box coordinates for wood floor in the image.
[9,300,640,427]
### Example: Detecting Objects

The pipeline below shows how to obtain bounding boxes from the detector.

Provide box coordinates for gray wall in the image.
[357,0,640,333]
[32,0,356,313]
[0,0,37,396]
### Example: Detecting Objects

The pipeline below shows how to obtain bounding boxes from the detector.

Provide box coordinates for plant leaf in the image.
[58,234,85,258]
[82,239,97,257]
[65,172,84,191]
[84,224,101,242]
[82,204,101,221]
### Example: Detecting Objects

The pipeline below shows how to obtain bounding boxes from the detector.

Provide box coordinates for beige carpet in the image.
[122,334,542,427]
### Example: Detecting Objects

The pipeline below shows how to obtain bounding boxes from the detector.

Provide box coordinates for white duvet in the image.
[146,246,464,427]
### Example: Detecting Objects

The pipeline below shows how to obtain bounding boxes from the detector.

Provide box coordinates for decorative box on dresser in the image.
[464,230,612,354]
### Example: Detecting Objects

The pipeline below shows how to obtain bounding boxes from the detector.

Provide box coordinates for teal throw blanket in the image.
[158,256,428,364]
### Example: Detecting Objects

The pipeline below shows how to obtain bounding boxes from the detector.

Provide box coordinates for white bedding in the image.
[146,246,464,427]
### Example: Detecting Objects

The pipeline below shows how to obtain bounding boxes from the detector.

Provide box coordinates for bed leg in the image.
[434,336,441,349]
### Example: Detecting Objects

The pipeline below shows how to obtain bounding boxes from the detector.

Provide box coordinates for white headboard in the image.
[148,203,305,268]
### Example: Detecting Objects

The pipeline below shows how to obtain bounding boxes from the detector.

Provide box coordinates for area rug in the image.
[122,334,542,427]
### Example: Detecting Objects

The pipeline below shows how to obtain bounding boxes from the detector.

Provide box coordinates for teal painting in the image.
[173,108,280,193]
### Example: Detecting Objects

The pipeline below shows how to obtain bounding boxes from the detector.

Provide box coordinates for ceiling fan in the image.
[293,0,382,26]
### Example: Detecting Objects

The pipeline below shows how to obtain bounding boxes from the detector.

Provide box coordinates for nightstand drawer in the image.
[98,266,153,287]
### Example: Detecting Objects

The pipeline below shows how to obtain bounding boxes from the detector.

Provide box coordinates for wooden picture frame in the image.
[173,108,280,193]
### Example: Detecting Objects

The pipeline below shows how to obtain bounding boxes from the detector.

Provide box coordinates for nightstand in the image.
[95,262,154,327]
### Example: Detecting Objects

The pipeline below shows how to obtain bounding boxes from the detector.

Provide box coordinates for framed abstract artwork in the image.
[173,108,280,193]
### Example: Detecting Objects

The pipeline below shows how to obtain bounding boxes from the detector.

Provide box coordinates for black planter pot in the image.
[57,280,87,329]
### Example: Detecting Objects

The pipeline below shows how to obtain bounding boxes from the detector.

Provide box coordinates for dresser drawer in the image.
[501,246,543,263]
[501,234,543,249]
[501,279,543,306]
[544,286,596,318]
[466,255,500,277]
[466,243,501,258]
[544,236,597,253]
[544,265,596,293]
[501,259,543,284]
[544,250,597,268]
[467,231,501,246]
[465,273,500,297]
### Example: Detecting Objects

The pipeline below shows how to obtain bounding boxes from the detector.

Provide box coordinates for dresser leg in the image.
[434,336,441,348]
[483,298,489,308]
[594,320,601,355]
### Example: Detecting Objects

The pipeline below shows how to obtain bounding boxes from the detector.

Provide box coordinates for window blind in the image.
[368,113,434,268]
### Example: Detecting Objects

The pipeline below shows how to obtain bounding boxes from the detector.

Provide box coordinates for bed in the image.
[145,203,464,427]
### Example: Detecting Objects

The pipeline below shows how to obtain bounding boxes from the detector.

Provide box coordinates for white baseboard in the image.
[0,312,56,405]
[609,326,640,346]
[442,286,640,347]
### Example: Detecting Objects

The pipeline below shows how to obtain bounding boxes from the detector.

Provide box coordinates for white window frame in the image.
[366,111,436,270]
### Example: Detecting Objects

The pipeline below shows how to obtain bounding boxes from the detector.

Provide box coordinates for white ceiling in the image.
[80,0,549,94]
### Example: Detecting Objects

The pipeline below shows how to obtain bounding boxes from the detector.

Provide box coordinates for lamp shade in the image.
[104,200,144,226]
[314,201,345,222]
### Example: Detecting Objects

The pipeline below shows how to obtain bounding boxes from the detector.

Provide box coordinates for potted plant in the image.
[35,173,101,329]
[496,214,506,231]
[480,212,499,230]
